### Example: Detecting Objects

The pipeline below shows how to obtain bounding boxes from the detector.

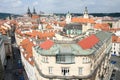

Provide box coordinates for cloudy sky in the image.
[0,0,120,14]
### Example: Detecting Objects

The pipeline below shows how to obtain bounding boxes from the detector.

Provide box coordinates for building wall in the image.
[4,43,12,57]
[15,33,23,46]
[0,39,6,80]
[94,40,113,80]
[20,48,37,80]
[82,23,92,33]
[112,20,120,28]
[0,40,6,66]
[33,49,94,80]
[111,43,120,56]
[32,36,112,80]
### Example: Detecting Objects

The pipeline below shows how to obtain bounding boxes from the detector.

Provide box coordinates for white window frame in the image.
[79,67,83,75]
[49,67,53,74]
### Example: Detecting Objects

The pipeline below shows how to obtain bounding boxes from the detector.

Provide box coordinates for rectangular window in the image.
[114,43,116,46]
[42,56,48,63]
[56,54,75,64]
[60,55,65,62]
[61,67,69,76]
[79,67,83,75]
[49,67,53,74]
[83,57,90,63]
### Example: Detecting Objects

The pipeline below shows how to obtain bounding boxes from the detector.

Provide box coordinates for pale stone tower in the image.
[65,11,72,24]
[83,7,89,18]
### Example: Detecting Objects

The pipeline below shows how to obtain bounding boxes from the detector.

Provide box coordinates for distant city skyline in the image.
[0,0,120,14]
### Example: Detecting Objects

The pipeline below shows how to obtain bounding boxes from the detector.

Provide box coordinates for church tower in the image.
[27,7,31,14]
[65,11,72,24]
[33,7,37,14]
[27,7,32,17]
[83,7,89,19]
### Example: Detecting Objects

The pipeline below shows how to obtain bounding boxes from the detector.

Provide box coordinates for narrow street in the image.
[4,30,25,80]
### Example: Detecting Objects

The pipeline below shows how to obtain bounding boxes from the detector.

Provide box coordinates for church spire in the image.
[27,7,32,17]
[84,7,88,14]
[33,7,37,14]
[27,7,31,14]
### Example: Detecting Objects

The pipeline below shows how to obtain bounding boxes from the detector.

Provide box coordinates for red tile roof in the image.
[40,40,54,50]
[94,23,110,31]
[20,39,34,54]
[25,30,55,40]
[58,21,66,27]
[109,28,120,33]
[112,36,120,43]
[46,24,53,29]
[20,39,34,65]
[71,17,95,24]
[78,34,99,49]
[31,15,39,19]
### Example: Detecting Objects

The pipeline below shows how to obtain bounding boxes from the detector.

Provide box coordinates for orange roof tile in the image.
[112,36,120,43]
[21,39,34,66]
[46,24,53,29]
[25,30,55,40]
[20,38,34,54]
[71,17,95,24]
[40,40,54,50]
[94,23,110,31]
[109,28,120,32]
[78,34,99,49]
[58,21,66,27]
[32,15,39,19]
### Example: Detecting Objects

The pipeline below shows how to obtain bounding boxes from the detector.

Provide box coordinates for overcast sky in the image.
[0,0,120,14]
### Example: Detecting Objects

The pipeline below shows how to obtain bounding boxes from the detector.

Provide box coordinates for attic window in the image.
[29,58,32,61]
[21,48,24,52]
[25,53,27,57]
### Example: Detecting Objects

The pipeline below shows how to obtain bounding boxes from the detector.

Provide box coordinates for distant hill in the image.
[90,13,120,17]
[0,13,21,19]
[0,12,120,19]
[55,13,120,17]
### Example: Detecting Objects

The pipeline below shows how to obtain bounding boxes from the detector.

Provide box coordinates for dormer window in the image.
[21,48,24,52]
[24,53,27,57]
[29,57,32,62]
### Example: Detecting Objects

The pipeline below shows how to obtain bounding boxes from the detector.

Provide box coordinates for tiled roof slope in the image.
[40,40,54,50]
[71,17,95,24]
[20,38,34,65]
[94,23,110,31]
[21,38,34,54]
[77,34,99,49]
[112,36,120,43]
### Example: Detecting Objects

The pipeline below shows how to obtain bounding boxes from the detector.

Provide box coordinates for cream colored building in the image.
[32,30,113,80]
[111,31,120,56]
[0,35,6,80]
